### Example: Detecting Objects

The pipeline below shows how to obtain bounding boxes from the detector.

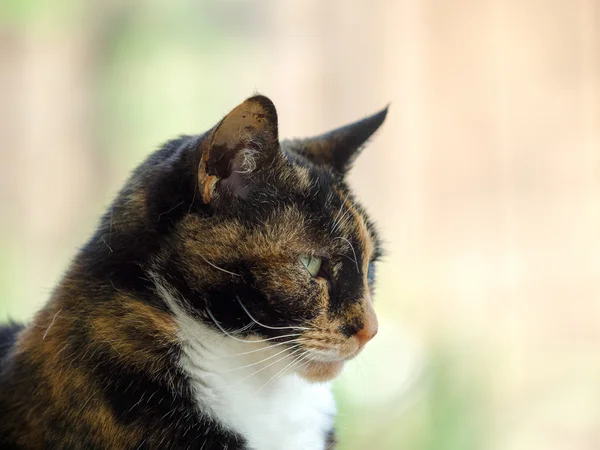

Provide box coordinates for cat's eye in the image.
[300,255,322,277]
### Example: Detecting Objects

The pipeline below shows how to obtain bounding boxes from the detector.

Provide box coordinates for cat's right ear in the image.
[198,95,280,203]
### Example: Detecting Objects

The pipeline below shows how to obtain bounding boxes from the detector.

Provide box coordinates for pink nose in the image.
[355,304,378,348]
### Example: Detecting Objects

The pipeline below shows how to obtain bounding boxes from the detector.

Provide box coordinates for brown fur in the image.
[0,95,388,449]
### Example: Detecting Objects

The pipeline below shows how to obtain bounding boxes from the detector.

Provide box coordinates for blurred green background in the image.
[1,1,599,449]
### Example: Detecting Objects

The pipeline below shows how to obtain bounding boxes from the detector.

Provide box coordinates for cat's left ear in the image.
[284,106,388,174]
[198,95,280,203]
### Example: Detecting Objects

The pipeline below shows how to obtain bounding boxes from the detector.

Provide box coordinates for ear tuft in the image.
[284,105,389,173]
[198,95,279,203]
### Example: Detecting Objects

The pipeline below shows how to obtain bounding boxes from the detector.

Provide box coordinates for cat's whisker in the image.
[332,207,352,236]
[333,236,360,274]
[257,350,309,393]
[206,307,302,344]
[219,343,303,373]
[206,337,308,360]
[236,296,310,331]
[42,309,62,340]
[292,353,320,383]
[340,253,360,269]
[332,192,350,221]
[187,181,198,214]
[334,205,356,235]
[157,200,184,223]
[330,192,351,235]
[230,347,305,388]
[229,321,255,335]
[292,353,315,375]
[200,256,241,277]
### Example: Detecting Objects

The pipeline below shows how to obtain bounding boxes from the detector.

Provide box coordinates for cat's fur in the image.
[0,95,386,450]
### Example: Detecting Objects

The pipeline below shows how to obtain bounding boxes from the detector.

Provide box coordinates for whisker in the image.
[333,207,352,235]
[293,352,314,375]
[205,337,307,359]
[257,350,309,392]
[334,236,360,274]
[236,296,310,331]
[229,321,255,335]
[157,201,184,222]
[330,192,351,235]
[219,344,304,373]
[257,354,304,393]
[340,253,360,269]
[290,352,313,373]
[200,256,241,277]
[231,347,305,388]
[206,308,302,344]
[330,206,345,235]
[42,309,62,340]
[334,205,356,235]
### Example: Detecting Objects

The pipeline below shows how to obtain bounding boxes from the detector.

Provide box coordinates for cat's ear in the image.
[284,106,388,173]
[198,95,279,203]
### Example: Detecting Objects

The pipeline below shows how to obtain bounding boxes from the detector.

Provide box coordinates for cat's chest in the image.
[194,372,335,450]
[180,341,336,450]
[167,296,337,450]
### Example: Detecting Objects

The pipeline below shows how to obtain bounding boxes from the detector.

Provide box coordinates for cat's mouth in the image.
[297,359,345,382]
[295,347,362,382]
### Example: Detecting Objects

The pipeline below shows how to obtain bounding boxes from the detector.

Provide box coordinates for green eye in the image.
[300,255,322,277]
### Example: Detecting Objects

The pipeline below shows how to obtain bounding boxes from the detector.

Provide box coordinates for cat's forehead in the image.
[280,147,335,192]
[247,157,380,259]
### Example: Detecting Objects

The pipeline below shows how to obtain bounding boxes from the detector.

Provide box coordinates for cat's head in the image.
[101,95,387,382]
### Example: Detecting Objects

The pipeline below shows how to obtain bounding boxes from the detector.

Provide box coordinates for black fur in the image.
[0,323,23,362]
[0,96,386,449]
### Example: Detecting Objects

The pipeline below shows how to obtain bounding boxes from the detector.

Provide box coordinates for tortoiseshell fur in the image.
[0,95,386,450]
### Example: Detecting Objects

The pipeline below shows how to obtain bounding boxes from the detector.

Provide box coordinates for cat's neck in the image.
[154,275,337,450]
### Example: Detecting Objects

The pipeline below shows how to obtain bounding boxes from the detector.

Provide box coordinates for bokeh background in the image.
[1,1,599,449]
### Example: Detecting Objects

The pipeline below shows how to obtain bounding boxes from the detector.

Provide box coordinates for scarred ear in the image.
[283,106,388,173]
[198,95,279,203]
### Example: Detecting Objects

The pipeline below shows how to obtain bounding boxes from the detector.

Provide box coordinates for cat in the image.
[0,95,387,450]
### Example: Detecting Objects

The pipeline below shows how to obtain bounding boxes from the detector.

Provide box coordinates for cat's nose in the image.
[355,302,378,348]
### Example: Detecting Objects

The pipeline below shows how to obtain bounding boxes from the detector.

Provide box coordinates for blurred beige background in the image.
[1,1,599,449]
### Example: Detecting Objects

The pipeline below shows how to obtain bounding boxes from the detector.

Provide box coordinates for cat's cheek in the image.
[296,360,345,382]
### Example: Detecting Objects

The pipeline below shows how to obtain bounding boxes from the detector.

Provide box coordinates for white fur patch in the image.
[154,278,336,450]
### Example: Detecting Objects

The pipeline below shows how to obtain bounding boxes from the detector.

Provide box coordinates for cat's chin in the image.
[296,360,345,382]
